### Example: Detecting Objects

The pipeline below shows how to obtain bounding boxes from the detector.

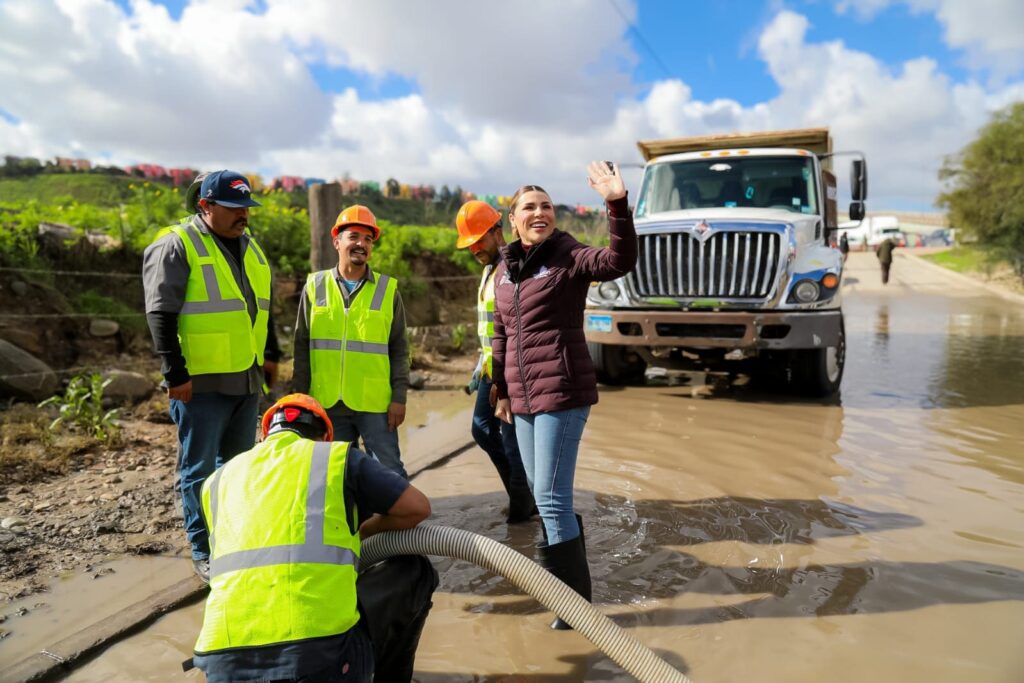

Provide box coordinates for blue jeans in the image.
[329,410,407,479]
[473,376,528,492]
[514,406,590,544]
[170,392,259,561]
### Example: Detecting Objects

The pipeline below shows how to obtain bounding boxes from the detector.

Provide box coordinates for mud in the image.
[24,252,1024,681]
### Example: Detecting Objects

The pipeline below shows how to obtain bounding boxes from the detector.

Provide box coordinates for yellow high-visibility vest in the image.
[306,270,397,412]
[194,431,360,653]
[168,222,271,376]
[478,266,496,379]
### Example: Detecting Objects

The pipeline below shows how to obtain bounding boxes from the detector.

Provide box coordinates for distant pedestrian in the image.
[454,200,536,524]
[142,170,281,583]
[876,237,897,284]
[492,161,637,630]
[839,233,850,261]
[292,205,411,479]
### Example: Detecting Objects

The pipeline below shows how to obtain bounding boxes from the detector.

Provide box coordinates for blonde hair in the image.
[507,184,550,240]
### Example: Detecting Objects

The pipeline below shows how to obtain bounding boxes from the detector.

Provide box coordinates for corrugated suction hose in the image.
[361,525,692,683]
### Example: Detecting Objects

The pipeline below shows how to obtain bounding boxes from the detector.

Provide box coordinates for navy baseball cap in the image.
[199,170,261,208]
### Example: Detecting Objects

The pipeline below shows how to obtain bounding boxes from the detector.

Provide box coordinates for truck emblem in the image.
[694,220,712,240]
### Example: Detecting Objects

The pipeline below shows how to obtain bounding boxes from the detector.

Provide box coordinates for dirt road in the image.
[35,251,1024,681]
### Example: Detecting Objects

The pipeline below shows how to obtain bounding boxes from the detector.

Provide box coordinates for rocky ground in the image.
[0,350,474,622]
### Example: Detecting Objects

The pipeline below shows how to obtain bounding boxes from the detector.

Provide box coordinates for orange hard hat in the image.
[261,393,333,442]
[331,204,380,240]
[455,201,502,249]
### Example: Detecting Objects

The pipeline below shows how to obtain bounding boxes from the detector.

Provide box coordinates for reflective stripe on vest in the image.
[478,266,497,378]
[168,221,271,376]
[195,434,359,654]
[307,270,396,412]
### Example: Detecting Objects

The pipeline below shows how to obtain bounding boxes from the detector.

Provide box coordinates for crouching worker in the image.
[186,393,437,683]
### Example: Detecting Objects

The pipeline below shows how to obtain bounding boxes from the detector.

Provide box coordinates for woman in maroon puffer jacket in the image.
[492,161,636,629]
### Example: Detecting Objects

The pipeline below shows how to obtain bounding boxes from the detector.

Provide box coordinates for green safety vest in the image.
[306,269,397,412]
[167,222,272,376]
[478,266,496,379]
[194,431,360,654]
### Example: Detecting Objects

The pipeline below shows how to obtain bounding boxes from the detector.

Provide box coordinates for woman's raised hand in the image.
[586,161,626,202]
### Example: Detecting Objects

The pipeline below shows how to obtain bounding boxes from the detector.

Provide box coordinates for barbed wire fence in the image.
[0,264,479,386]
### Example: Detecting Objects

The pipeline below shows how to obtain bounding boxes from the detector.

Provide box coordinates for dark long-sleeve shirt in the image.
[142,215,280,394]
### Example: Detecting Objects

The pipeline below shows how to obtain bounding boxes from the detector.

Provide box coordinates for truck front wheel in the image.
[587,342,646,386]
[789,316,846,397]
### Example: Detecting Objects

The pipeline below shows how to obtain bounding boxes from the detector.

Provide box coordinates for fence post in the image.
[309,182,343,272]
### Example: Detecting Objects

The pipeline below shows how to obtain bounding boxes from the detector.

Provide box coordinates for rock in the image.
[31,503,51,512]
[0,495,7,502]
[1,516,27,530]
[102,467,119,475]
[105,475,122,484]
[0,340,58,401]
[0,326,44,357]
[10,280,27,296]
[408,371,427,390]
[93,519,120,534]
[100,370,154,402]
[99,493,118,502]
[89,319,120,338]
[13,486,29,494]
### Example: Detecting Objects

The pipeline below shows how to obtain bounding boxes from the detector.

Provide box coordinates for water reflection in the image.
[843,294,1024,408]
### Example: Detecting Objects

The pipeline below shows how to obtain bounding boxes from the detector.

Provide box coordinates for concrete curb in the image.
[0,437,476,683]
[904,252,1024,306]
[1,577,206,683]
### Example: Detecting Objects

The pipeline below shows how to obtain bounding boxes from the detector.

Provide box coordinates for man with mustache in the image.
[293,205,410,478]
[454,200,535,523]
[143,170,281,583]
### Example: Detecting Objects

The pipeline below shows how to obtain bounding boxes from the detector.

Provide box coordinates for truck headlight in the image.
[596,281,621,301]
[793,280,820,303]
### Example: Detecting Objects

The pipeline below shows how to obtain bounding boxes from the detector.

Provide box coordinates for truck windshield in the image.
[635,156,819,218]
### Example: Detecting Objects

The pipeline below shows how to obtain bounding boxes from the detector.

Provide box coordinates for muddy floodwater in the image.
[59,252,1024,682]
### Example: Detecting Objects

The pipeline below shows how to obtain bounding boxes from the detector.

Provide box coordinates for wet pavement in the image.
[48,252,1024,681]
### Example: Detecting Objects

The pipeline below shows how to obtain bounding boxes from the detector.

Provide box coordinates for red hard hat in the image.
[331,205,380,240]
[455,201,501,249]
[261,393,333,442]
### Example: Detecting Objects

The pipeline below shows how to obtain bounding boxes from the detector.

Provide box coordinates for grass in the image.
[0,174,138,206]
[922,246,999,274]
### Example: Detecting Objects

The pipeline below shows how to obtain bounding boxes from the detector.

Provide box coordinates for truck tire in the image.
[789,316,845,397]
[587,341,646,386]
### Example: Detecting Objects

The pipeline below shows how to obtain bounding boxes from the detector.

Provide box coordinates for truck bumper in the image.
[584,309,842,350]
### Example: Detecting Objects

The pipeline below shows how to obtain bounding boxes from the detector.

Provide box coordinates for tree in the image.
[938,101,1024,276]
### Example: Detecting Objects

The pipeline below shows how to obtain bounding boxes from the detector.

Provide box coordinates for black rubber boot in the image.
[506,480,538,524]
[496,466,537,524]
[537,514,591,630]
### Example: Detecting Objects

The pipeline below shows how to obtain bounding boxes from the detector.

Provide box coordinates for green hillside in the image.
[0,174,138,205]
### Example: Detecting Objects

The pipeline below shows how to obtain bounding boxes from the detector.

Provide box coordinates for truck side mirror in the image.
[849,201,865,221]
[851,159,867,201]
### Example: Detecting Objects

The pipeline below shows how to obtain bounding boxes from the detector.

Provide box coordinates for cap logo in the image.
[230,179,252,194]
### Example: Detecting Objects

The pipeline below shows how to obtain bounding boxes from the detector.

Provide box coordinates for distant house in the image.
[168,168,198,187]
[55,157,92,171]
[339,178,361,195]
[127,163,168,180]
[272,175,306,192]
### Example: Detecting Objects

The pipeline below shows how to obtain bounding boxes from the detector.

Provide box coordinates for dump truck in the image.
[585,128,868,396]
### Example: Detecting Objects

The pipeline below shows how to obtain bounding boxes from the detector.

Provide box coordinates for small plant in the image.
[450,323,467,352]
[38,373,120,440]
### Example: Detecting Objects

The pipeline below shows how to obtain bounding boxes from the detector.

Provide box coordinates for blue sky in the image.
[3,0,1023,209]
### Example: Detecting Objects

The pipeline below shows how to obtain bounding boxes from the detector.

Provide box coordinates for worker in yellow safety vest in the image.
[292,205,410,478]
[142,170,281,582]
[186,393,435,683]
[455,201,536,523]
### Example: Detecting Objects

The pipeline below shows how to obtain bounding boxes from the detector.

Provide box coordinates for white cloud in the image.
[0,1,1021,210]
[261,0,637,129]
[0,0,331,168]
[836,0,1024,75]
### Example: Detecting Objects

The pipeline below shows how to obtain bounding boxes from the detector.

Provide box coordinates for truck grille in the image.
[629,230,782,299]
